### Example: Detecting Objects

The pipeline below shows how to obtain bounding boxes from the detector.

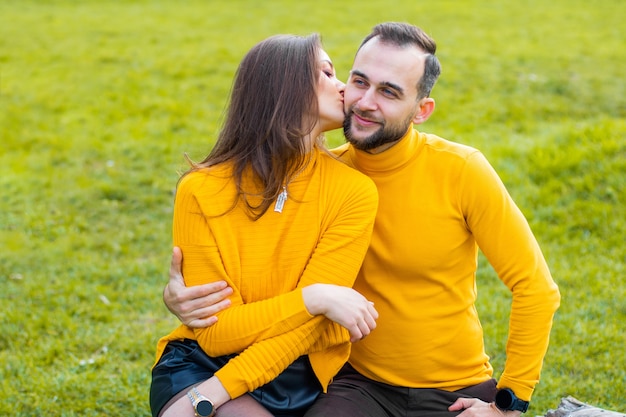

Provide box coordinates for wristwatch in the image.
[186,387,216,417]
[495,388,529,413]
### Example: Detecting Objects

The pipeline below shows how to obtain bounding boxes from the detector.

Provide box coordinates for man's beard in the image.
[343,107,413,152]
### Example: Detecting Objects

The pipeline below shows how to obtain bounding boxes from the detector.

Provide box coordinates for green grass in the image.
[1,0,624,415]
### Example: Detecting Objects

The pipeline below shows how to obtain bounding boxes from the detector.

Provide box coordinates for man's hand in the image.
[163,247,233,328]
[449,397,522,417]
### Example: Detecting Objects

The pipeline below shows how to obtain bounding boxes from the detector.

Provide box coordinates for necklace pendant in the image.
[274,187,287,213]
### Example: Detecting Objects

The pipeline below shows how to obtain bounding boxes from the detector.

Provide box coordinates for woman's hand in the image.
[302,283,378,342]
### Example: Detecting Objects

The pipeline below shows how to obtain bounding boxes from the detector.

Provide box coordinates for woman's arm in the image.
[164,248,376,342]
[177,175,378,355]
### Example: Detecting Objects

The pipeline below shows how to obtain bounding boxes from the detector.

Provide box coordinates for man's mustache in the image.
[346,107,383,124]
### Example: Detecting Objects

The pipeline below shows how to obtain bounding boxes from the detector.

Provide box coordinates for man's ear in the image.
[412,97,435,125]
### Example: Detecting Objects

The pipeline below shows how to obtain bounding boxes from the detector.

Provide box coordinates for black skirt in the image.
[150,339,322,417]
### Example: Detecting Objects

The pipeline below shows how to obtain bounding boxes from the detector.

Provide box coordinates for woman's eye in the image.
[323,70,334,78]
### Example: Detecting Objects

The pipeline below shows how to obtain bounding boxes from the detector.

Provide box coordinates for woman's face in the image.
[316,49,346,133]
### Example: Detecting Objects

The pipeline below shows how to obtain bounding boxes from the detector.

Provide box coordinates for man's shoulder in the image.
[329,142,351,156]
[327,143,356,169]
[421,132,479,159]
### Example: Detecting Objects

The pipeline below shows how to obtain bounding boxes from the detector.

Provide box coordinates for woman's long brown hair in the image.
[189,34,321,220]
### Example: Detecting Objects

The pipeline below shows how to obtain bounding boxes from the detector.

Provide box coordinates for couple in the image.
[150,22,561,417]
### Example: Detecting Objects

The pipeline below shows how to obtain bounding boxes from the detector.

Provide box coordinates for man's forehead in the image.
[351,39,425,90]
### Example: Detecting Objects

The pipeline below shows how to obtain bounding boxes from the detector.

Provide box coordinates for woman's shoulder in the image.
[177,165,233,196]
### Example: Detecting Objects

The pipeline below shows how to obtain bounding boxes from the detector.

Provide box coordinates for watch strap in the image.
[495,388,529,413]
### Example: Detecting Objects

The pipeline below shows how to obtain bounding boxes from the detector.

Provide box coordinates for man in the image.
[163,23,560,417]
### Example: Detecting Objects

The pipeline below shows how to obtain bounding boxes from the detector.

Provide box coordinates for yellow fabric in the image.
[154,148,378,399]
[333,127,560,401]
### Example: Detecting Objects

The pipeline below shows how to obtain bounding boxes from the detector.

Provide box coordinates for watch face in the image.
[196,399,214,417]
[495,389,514,409]
[495,388,528,412]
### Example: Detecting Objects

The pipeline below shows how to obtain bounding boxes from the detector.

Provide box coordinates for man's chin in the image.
[345,127,376,143]
[345,135,374,151]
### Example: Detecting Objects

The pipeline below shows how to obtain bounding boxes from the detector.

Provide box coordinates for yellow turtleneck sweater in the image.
[333,127,560,401]
[154,148,378,399]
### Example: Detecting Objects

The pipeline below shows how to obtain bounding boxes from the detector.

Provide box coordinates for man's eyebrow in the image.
[350,69,404,96]
[380,80,404,97]
[350,69,367,79]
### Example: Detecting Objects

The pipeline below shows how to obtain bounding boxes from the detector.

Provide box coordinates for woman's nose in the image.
[336,79,346,93]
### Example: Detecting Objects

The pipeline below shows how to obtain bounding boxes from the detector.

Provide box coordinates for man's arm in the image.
[163,246,233,328]
[462,152,560,401]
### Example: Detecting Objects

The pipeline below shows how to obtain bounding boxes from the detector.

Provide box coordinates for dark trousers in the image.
[304,363,498,417]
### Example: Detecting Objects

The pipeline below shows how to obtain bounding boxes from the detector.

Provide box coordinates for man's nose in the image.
[356,88,377,111]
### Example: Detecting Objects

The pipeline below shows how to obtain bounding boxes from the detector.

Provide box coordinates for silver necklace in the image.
[273,157,311,213]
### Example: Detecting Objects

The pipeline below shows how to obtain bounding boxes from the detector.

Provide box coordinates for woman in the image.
[150,34,379,417]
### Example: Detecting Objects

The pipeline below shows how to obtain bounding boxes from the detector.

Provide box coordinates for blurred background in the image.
[1,0,624,415]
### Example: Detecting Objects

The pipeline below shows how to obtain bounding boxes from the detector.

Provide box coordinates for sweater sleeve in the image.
[215,316,351,398]
[460,152,561,401]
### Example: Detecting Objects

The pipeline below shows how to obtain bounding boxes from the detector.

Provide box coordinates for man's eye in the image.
[382,89,397,97]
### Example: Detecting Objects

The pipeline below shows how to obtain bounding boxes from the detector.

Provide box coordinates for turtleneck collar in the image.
[346,125,424,175]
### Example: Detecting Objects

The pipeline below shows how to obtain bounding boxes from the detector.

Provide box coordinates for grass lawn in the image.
[1,0,624,415]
